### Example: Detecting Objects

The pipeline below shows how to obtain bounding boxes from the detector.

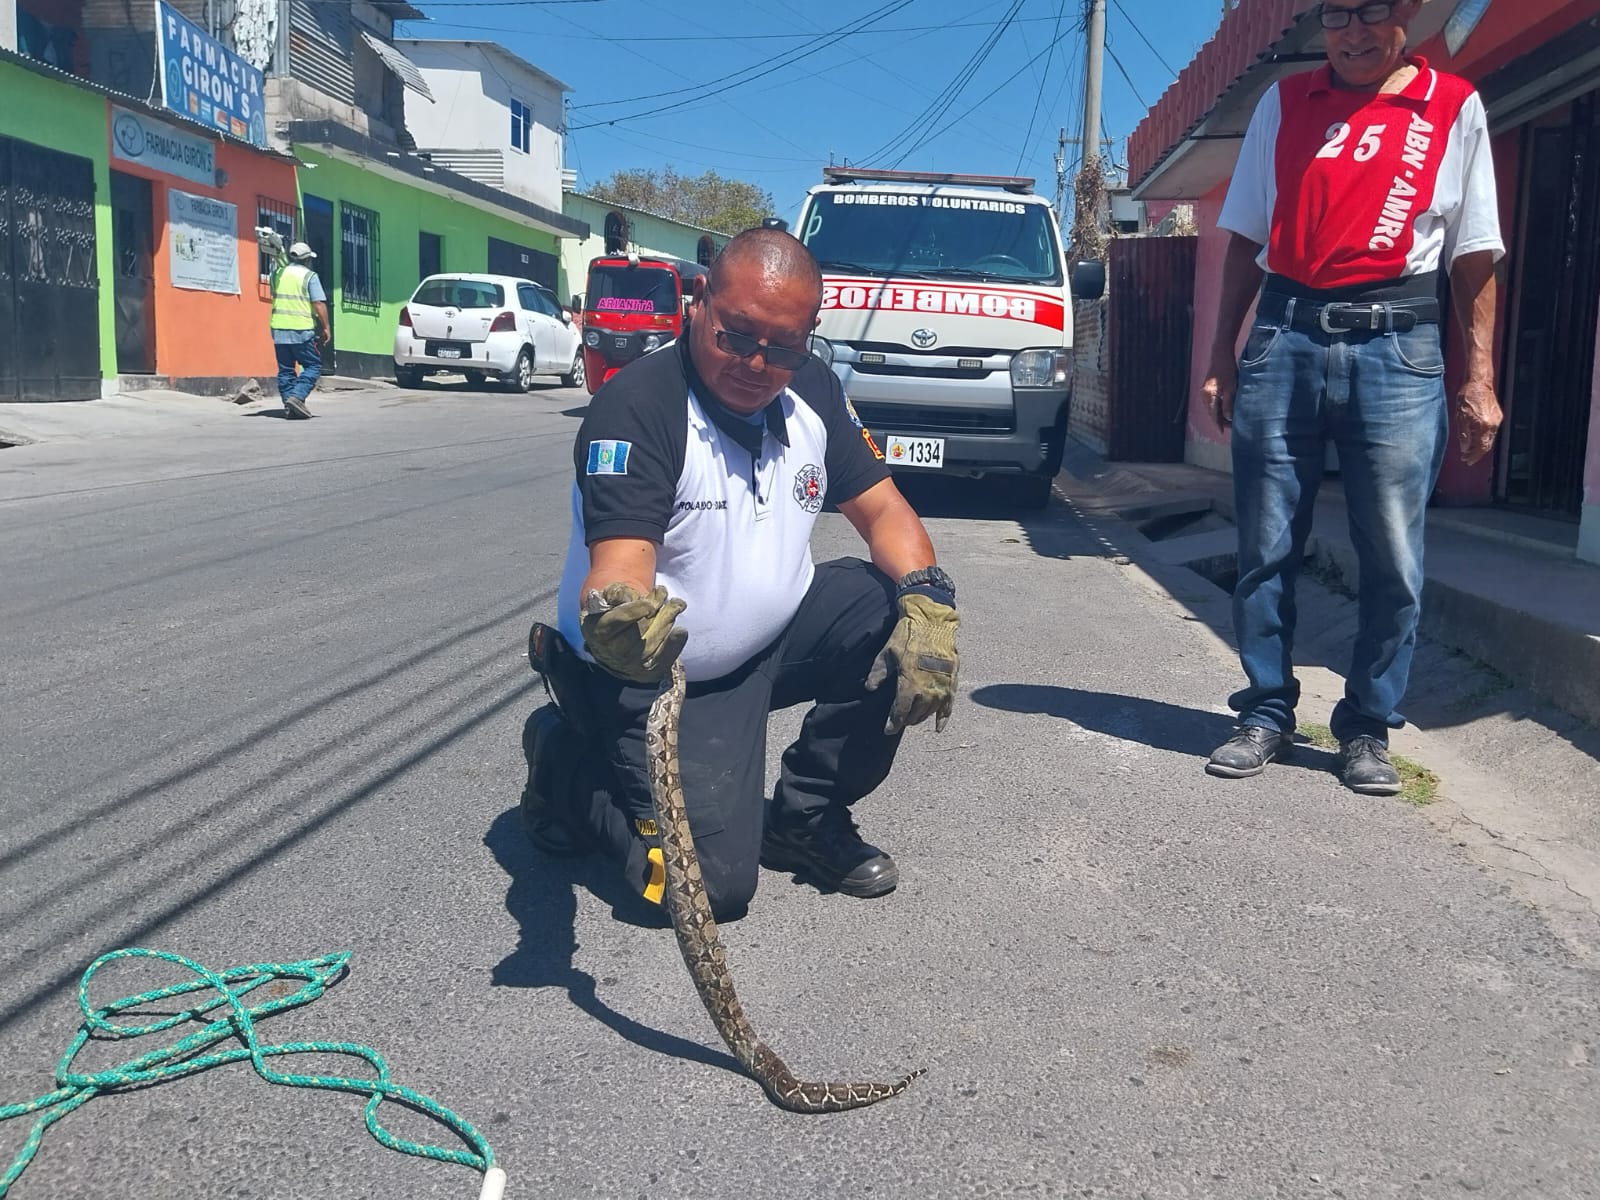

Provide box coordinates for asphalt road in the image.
[1,381,1596,1199]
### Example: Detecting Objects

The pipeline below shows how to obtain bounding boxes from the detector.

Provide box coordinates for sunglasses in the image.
[703,292,814,371]
[1317,1,1395,28]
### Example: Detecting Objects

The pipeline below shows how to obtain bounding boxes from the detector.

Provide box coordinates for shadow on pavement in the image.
[969,682,1236,759]
[483,804,744,1079]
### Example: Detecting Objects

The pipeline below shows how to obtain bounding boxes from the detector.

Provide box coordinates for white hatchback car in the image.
[394,274,584,391]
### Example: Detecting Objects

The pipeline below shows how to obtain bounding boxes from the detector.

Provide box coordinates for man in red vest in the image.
[1200,0,1504,794]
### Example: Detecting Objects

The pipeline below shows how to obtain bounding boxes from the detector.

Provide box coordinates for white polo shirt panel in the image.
[556,331,889,683]
[1218,58,1504,289]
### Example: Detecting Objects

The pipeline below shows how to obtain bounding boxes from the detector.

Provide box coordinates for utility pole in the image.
[1054,127,1066,219]
[1069,0,1109,263]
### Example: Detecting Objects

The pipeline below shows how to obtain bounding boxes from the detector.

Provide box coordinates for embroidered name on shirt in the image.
[674,499,728,512]
[586,440,631,475]
[1371,113,1435,252]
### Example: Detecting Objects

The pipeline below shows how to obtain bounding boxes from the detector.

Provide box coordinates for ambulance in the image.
[793,168,1104,507]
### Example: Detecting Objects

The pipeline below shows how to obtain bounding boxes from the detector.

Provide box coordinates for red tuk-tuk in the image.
[579,253,707,394]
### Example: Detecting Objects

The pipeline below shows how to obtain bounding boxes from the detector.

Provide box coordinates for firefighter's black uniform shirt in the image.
[557,327,889,682]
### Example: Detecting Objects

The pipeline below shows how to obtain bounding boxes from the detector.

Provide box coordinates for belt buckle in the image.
[1318,302,1384,334]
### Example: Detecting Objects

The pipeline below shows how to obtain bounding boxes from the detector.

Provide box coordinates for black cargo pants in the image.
[537,557,903,918]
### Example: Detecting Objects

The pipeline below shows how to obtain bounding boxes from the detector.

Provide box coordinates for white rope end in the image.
[478,1166,508,1200]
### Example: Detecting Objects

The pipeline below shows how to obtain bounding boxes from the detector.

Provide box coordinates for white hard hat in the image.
[288,241,316,260]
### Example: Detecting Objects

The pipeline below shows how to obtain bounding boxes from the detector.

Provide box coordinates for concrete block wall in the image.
[1070,296,1109,455]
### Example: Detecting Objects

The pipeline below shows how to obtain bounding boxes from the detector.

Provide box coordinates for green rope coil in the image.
[0,948,497,1197]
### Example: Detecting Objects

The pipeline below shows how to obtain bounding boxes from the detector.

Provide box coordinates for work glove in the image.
[865,592,960,734]
[580,582,687,684]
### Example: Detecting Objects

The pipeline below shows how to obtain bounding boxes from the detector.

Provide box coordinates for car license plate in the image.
[437,347,462,359]
[883,435,944,469]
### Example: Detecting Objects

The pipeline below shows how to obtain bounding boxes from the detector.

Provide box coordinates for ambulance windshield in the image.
[800,192,1061,285]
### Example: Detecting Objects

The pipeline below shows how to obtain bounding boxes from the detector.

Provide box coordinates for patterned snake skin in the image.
[646,659,924,1112]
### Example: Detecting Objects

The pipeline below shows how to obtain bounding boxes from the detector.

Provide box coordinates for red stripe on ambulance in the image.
[820,278,1065,331]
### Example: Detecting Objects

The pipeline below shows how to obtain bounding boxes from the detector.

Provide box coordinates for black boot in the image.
[520,705,591,857]
[760,807,898,898]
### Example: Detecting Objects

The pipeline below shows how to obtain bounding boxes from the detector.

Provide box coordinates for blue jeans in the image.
[1228,312,1448,744]
[274,337,321,402]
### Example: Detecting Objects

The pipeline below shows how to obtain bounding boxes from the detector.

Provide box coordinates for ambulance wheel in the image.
[1003,473,1054,509]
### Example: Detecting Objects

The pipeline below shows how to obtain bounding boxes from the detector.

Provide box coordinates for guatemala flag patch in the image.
[586,440,631,475]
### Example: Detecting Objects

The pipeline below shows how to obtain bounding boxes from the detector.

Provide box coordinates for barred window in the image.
[341,202,380,308]
[257,196,297,282]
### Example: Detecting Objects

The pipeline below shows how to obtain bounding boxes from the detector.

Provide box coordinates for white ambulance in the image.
[793,168,1104,507]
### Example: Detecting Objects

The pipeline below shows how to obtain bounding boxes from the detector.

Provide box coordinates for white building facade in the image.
[396,38,569,213]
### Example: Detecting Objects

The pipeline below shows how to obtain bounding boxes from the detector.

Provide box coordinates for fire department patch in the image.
[792,463,825,513]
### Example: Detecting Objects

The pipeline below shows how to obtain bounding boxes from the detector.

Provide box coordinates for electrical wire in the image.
[1015,0,1069,175]
[1108,0,1179,76]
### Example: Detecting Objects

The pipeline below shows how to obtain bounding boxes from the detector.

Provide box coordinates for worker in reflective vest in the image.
[267,239,331,421]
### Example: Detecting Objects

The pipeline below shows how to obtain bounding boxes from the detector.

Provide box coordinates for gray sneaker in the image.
[283,395,311,419]
[1205,725,1289,778]
[1339,735,1401,796]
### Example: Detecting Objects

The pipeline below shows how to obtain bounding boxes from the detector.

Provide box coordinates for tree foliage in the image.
[588,167,776,236]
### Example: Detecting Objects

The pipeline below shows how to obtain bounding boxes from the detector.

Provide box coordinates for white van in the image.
[794,168,1104,507]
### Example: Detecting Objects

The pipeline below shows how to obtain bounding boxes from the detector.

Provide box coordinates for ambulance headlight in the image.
[1011,348,1073,388]
[584,329,601,348]
[809,335,834,367]
[642,333,663,352]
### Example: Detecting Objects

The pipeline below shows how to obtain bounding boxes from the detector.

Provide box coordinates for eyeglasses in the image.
[703,292,814,371]
[1317,1,1395,28]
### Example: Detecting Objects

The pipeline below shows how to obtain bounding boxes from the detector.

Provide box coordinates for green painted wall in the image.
[0,61,117,383]
[294,147,564,362]
[560,193,727,309]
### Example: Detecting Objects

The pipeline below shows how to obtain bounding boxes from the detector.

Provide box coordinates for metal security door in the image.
[303,194,335,372]
[110,171,156,375]
[0,135,101,401]
[1498,92,1600,517]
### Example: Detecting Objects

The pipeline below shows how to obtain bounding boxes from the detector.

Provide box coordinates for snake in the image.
[645,657,924,1113]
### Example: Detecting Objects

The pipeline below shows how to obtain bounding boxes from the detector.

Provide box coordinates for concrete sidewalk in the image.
[0,377,391,447]
[1055,444,1600,728]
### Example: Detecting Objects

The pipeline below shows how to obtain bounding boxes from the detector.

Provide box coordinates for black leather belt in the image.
[1258,292,1440,335]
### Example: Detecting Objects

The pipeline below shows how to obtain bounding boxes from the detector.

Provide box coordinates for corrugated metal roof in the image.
[360,31,435,101]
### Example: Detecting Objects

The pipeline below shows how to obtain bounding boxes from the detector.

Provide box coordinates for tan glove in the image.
[580,583,687,684]
[865,593,960,734]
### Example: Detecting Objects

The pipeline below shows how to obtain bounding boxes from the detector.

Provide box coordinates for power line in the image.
[569,0,913,113]
[860,0,1024,167]
[1104,40,1148,109]
[1107,0,1179,76]
[459,12,1071,39]
[1015,0,1069,175]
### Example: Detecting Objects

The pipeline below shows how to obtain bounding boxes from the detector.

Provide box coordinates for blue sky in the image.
[398,0,1227,213]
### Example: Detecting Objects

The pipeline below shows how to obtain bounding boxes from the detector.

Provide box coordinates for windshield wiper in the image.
[917,266,1048,283]
[815,259,934,279]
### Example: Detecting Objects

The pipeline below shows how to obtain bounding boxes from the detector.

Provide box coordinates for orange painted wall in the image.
[1415,0,1598,79]
[107,110,299,382]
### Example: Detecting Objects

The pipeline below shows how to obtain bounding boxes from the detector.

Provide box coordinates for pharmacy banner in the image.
[168,189,240,295]
[155,1,268,147]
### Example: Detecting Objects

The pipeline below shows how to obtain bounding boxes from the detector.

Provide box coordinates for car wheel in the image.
[395,365,423,389]
[463,369,487,389]
[511,347,535,392]
[560,352,585,390]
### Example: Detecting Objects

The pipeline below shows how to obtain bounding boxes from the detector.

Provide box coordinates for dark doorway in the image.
[0,135,101,401]
[302,193,336,372]
[110,171,156,375]
[419,230,442,279]
[1106,235,1197,462]
[487,236,557,290]
[1498,90,1600,518]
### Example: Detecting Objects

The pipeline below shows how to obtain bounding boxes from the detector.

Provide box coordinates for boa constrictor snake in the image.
[645,658,923,1112]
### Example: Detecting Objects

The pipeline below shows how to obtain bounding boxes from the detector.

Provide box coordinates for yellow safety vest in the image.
[270,263,316,331]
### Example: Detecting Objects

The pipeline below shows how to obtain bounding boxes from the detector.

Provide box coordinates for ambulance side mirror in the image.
[1070,260,1105,301]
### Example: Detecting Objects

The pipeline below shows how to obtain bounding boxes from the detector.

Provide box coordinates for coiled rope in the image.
[0,948,502,1198]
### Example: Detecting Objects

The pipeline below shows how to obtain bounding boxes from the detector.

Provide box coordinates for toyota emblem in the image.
[911,328,938,349]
